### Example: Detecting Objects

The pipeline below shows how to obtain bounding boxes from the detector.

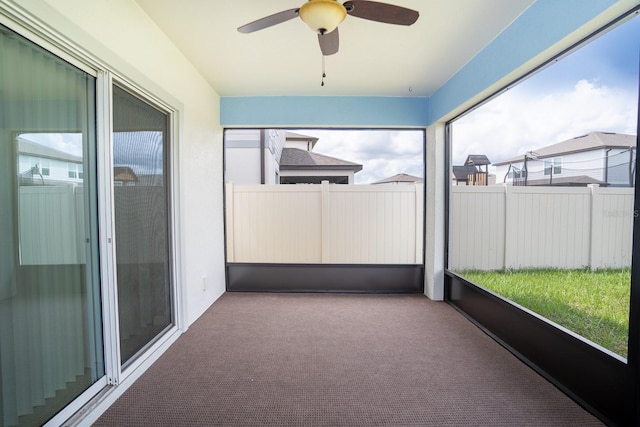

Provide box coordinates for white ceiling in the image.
[135,0,535,97]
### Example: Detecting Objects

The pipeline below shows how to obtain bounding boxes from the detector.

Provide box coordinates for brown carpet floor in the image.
[94,293,604,426]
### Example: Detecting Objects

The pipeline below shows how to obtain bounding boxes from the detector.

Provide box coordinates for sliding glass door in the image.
[112,86,173,365]
[0,24,103,426]
[0,22,175,425]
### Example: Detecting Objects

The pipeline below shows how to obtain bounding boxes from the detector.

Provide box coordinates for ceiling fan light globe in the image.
[299,0,346,34]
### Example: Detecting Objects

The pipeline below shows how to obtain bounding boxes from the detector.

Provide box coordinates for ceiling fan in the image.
[237,0,419,56]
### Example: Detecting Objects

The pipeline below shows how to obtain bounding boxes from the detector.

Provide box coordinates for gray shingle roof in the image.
[280,148,362,172]
[17,137,82,163]
[493,132,636,166]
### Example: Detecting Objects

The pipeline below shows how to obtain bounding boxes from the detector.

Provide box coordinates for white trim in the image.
[119,324,182,380]
[96,71,122,385]
[112,76,177,120]
[424,123,445,300]
[0,2,97,75]
[42,377,108,427]
[170,109,189,333]
[64,328,183,427]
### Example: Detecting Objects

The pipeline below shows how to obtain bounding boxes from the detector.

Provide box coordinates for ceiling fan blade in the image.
[237,8,300,33]
[318,28,339,56]
[343,1,419,25]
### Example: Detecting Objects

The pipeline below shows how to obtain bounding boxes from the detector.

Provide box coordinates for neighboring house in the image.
[225,130,362,184]
[372,173,423,185]
[17,136,83,186]
[284,131,319,152]
[279,146,362,184]
[225,129,287,184]
[17,137,156,188]
[493,132,636,186]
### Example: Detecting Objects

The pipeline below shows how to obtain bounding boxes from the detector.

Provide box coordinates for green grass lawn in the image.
[458,269,631,358]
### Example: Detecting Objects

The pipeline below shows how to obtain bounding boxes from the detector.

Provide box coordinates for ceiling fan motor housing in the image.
[299,0,347,34]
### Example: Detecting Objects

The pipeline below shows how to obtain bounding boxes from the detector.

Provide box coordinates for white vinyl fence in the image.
[18,185,85,265]
[449,185,634,271]
[226,182,424,264]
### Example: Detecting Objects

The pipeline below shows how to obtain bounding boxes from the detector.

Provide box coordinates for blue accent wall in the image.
[220,96,429,127]
[220,0,622,127]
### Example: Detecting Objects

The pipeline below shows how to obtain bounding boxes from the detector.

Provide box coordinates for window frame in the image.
[41,158,50,176]
[544,158,562,176]
[68,162,78,179]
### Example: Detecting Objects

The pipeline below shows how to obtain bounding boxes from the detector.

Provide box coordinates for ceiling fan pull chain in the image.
[321,55,326,86]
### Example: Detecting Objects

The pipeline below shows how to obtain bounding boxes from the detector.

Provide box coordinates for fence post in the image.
[588,184,602,270]
[503,184,512,270]
[321,180,330,263]
[415,183,424,264]
[225,182,234,263]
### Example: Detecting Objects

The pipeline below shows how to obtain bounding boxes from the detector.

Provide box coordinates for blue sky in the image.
[292,129,424,184]
[451,12,639,166]
[22,132,83,157]
[113,132,164,175]
[530,13,639,90]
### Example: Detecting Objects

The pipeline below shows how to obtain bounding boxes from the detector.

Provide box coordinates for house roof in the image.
[114,166,139,182]
[372,173,423,185]
[493,132,637,166]
[17,137,82,163]
[465,155,491,166]
[452,165,478,180]
[279,148,363,172]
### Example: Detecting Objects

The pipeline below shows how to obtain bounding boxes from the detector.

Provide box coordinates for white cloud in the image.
[22,132,83,157]
[451,79,637,166]
[297,79,636,184]
[296,129,424,184]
